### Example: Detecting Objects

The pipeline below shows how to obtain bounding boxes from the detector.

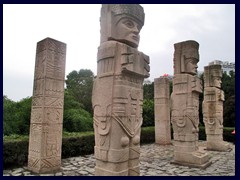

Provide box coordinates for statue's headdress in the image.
[204,64,222,87]
[173,40,199,74]
[100,4,145,44]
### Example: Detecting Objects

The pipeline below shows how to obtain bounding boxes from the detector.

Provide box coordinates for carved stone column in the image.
[154,77,171,145]
[92,4,150,176]
[203,64,231,151]
[28,38,66,173]
[170,40,211,168]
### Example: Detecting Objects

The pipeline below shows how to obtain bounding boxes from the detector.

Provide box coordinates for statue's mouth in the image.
[132,35,139,41]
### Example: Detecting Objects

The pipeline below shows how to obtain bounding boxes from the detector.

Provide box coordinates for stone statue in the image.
[154,76,171,145]
[92,4,150,176]
[171,40,211,168]
[203,64,231,151]
[28,38,66,173]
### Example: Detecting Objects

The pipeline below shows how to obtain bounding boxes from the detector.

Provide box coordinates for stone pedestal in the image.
[170,40,211,168]
[203,65,231,152]
[92,4,149,176]
[154,77,171,145]
[28,38,66,173]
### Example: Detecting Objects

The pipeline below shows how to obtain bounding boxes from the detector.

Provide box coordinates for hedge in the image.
[3,126,235,169]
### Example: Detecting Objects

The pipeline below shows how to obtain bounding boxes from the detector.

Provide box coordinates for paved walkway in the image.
[3,141,235,176]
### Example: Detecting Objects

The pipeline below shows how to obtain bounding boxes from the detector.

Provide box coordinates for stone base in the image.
[95,159,140,176]
[95,167,128,176]
[27,166,61,174]
[206,141,232,152]
[171,150,211,169]
[155,141,172,145]
[27,156,62,174]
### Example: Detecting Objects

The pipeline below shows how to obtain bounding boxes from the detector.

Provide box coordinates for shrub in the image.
[3,140,29,168]
[3,127,235,169]
[63,109,93,132]
[63,91,94,132]
[141,126,155,144]
[61,132,95,158]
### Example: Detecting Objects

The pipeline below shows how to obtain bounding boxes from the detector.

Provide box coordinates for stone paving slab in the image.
[3,141,235,176]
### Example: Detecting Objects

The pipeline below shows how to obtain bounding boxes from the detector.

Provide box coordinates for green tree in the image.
[143,81,154,100]
[199,72,204,126]
[222,71,235,100]
[65,69,94,114]
[63,91,93,132]
[222,71,235,127]
[223,95,235,127]
[14,97,32,135]
[3,96,17,135]
[3,96,32,135]
[142,99,154,127]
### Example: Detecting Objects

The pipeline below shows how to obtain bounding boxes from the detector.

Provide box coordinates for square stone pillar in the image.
[154,77,171,145]
[28,38,66,173]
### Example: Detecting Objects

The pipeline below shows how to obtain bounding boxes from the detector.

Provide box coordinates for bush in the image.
[63,109,93,132]
[63,91,93,132]
[141,126,155,144]
[3,140,29,168]
[3,132,95,169]
[62,133,95,158]
[3,127,235,169]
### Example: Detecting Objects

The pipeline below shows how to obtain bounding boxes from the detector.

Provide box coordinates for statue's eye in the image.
[123,20,134,28]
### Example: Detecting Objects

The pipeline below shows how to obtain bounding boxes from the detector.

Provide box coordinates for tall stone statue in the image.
[154,76,171,145]
[171,40,211,168]
[203,64,231,151]
[92,4,150,176]
[28,38,66,173]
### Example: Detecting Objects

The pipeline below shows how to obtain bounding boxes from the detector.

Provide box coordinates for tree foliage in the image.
[143,81,154,100]
[65,69,94,114]
[3,96,32,135]
[222,71,235,127]
[142,99,154,127]
[63,91,93,132]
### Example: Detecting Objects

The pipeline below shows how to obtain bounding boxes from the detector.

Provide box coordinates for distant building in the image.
[209,60,235,75]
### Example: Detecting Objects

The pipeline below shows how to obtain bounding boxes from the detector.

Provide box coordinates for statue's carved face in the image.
[213,76,222,88]
[112,17,142,48]
[185,58,198,75]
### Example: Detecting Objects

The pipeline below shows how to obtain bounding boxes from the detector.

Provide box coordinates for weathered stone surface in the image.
[203,64,231,151]
[154,77,171,145]
[28,38,66,173]
[170,40,211,168]
[92,4,149,176]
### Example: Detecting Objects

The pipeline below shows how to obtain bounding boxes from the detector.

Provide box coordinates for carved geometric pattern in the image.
[32,97,44,107]
[29,124,42,155]
[45,108,63,124]
[45,79,64,96]
[44,97,63,107]
[34,51,46,80]
[46,51,65,80]
[30,107,43,123]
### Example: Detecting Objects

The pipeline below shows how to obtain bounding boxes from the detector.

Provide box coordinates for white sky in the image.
[3,4,235,102]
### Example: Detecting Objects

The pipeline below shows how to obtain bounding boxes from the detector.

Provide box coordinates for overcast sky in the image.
[3,4,235,102]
